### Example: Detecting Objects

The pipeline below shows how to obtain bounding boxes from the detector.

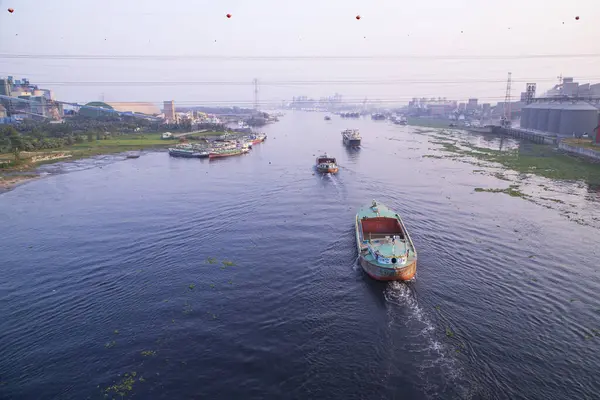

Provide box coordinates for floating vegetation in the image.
[205,257,218,264]
[423,155,444,159]
[222,260,236,267]
[104,341,116,349]
[188,284,195,290]
[474,184,528,199]
[113,329,119,335]
[445,327,455,338]
[139,376,145,383]
[540,197,565,204]
[103,371,138,398]
[431,139,600,184]
[493,172,511,181]
[141,350,156,357]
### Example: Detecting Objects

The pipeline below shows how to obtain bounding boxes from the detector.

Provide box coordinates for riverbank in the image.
[0,131,234,192]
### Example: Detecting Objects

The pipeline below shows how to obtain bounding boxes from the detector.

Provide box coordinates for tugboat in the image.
[342,129,361,147]
[355,200,417,281]
[315,154,339,174]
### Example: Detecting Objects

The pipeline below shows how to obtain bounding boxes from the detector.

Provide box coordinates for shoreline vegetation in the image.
[0,131,234,192]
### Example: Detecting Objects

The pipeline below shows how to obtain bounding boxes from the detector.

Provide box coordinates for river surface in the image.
[1,111,599,400]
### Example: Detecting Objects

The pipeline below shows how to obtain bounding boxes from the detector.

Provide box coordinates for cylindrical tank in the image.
[536,105,550,132]
[520,107,530,129]
[558,102,599,137]
[528,104,540,131]
[547,103,562,133]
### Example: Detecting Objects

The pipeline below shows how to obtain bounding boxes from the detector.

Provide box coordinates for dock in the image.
[492,126,558,145]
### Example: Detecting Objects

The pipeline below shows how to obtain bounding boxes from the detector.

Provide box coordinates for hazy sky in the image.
[0,0,599,106]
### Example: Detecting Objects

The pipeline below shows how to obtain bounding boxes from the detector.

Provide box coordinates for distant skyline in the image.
[1,0,599,105]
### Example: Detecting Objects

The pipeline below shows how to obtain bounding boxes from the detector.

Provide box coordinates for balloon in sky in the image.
[8,8,15,13]
[356,15,361,20]
[226,13,232,18]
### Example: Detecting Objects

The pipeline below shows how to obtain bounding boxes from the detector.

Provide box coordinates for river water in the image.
[1,111,599,400]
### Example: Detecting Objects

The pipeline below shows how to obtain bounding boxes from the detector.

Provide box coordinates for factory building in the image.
[79,102,161,118]
[521,100,600,137]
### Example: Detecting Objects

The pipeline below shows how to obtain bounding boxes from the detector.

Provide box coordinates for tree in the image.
[1,126,24,160]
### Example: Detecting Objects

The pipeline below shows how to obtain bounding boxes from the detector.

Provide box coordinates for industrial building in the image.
[520,100,600,137]
[79,101,161,118]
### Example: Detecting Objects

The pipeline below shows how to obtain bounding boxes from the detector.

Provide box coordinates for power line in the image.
[2,53,600,61]
[5,77,600,87]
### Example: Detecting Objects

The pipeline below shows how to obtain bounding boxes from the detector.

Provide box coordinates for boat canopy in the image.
[360,216,405,240]
[317,156,336,164]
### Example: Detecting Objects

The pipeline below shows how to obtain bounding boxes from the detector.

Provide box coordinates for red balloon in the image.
[356,15,361,20]
[575,16,580,20]
[8,8,14,13]
[226,13,231,18]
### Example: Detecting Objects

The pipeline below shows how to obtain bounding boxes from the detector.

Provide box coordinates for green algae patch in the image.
[104,341,116,349]
[433,140,600,184]
[222,260,236,267]
[474,185,528,199]
[104,371,139,398]
[141,350,156,357]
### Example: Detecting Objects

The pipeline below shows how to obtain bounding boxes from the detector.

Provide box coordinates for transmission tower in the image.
[253,78,259,111]
[502,72,512,127]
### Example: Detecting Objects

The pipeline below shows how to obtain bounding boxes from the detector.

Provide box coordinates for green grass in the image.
[0,132,226,172]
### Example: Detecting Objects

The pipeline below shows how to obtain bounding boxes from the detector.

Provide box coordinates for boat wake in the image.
[384,282,471,399]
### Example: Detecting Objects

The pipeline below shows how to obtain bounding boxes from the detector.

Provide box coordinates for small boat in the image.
[324,115,331,121]
[371,113,386,120]
[355,200,417,281]
[342,129,361,147]
[315,153,339,174]
[126,152,140,159]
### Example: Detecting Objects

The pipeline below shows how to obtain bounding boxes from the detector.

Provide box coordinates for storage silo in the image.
[528,103,540,131]
[558,102,599,137]
[536,104,550,132]
[520,107,530,129]
[547,103,562,134]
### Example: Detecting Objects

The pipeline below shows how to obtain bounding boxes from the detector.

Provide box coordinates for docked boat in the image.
[209,148,249,159]
[342,129,361,147]
[371,113,386,120]
[249,133,267,145]
[315,153,339,174]
[168,147,209,158]
[324,115,331,121]
[355,200,417,281]
[340,112,360,118]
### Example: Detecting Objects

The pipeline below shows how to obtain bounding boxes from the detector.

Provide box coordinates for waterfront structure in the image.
[521,100,600,137]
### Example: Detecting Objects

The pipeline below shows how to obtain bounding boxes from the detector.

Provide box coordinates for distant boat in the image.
[342,129,361,147]
[355,200,417,281]
[371,113,386,120]
[340,112,360,118]
[315,153,339,174]
[324,115,331,121]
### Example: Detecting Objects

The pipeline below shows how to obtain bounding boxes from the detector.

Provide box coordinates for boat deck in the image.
[356,202,398,219]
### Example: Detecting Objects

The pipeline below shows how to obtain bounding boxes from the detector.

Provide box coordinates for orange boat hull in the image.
[359,257,416,281]
[317,167,338,174]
